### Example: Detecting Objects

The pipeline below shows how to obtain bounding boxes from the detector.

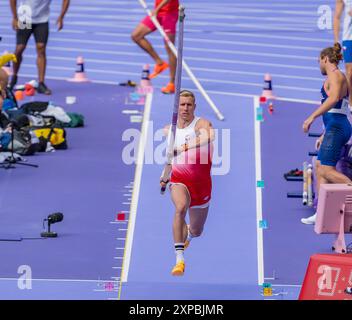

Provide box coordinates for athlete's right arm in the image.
[334,0,344,43]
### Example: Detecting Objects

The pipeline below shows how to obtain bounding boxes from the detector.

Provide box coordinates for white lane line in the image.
[0,11,316,26]
[254,96,264,286]
[120,92,153,283]
[0,37,321,58]
[112,267,122,270]
[57,20,317,33]
[47,28,331,43]
[0,35,318,60]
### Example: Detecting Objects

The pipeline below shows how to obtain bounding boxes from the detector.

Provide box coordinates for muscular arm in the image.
[334,0,344,43]
[185,119,215,151]
[311,73,344,120]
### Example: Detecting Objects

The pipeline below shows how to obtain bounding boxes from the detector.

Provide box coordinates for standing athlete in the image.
[9,0,70,94]
[161,90,214,275]
[334,0,352,106]
[131,0,179,94]
[302,43,352,224]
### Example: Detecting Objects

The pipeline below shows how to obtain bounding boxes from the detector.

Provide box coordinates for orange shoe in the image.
[161,82,175,94]
[171,261,185,276]
[149,61,169,79]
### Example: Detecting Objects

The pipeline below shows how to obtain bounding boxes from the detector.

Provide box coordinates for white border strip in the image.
[254,96,264,285]
[120,92,153,285]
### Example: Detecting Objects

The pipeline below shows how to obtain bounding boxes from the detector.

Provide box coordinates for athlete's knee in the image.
[315,161,321,174]
[189,226,203,237]
[15,45,26,58]
[319,165,335,178]
[174,204,188,217]
[36,43,46,57]
[131,30,143,43]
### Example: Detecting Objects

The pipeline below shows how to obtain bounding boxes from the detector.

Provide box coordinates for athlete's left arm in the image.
[179,119,215,153]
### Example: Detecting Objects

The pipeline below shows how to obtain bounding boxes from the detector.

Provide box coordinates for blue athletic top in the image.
[321,81,349,126]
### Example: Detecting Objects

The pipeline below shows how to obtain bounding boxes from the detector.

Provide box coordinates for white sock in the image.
[175,243,184,263]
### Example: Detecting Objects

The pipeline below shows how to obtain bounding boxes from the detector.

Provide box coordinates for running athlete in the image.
[302,43,352,224]
[334,0,352,105]
[161,90,214,276]
[131,0,179,94]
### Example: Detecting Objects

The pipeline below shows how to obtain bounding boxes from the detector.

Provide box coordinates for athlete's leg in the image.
[188,206,209,237]
[319,163,351,184]
[171,184,190,244]
[164,33,176,84]
[11,24,32,90]
[315,160,329,197]
[184,206,209,247]
[170,183,190,275]
[131,22,163,65]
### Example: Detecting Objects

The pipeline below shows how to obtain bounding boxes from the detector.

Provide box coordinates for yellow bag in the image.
[33,127,67,149]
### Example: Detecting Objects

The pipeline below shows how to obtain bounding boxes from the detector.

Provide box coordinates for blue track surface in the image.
[0,0,339,299]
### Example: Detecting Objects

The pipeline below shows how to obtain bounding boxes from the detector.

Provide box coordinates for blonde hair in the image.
[320,43,343,65]
[180,89,195,103]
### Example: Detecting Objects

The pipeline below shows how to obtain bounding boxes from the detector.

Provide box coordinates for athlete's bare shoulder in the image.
[195,117,213,130]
